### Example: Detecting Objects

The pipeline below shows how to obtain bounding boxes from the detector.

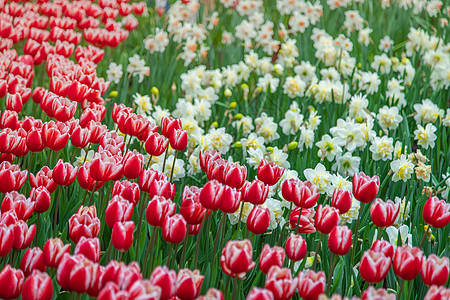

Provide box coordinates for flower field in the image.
[0,0,450,299]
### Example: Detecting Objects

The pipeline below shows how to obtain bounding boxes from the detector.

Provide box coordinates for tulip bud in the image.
[162,214,187,244]
[328,226,352,256]
[20,247,46,276]
[297,270,326,300]
[359,250,391,283]
[220,239,255,279]
[421,254,449,286]
[259,244,285,274]
[393,245,423,281]
[176,268,204,300]
[285,233,307,262]
[422,196,450,229]
[315,204,339,235]
[331,189,352,214]
[160,117,182,139]
[246,205,270,235]
[352,172,380,203]
[112,221,135,252]
[265,266,298,300]
[22,270,54,300]
[149,266,177,300]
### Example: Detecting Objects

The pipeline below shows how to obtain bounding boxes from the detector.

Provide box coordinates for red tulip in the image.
[71,126,91,148]
[146,195,176,227]
[43,238,71,268]
[423,285,450,300]
[257,159,284,186]
[331,188,352,214]
[160,117,182,139]
[57,254,99,293]
[74,236,100,263]
[68,205,101,243]
[285,233,307,261]
[100,261,142,290]
[169,128,188,151]
[423,196,450,229]
[370,239,394,259]
[393,245,423,281]
[78,162,105,191]
[265,266,298,300]
[361,286,396,300]
[0,224,14,257]
[30,186,51,213]
[0,110,18,130]
[282,179,319,208]
[352,172,380,204]
[289,208,316,233]
[247,205,271,235]
[90,150,123,182]
[13,220,35,250]
[112,221,135,252]
[315,204,339,234]
[52,159,78,186]
[162,214,187,244]
[149,266,177,300]
[246,288,275,300]
[180,186,206,225]
[243,179,269,205]
[220,239,255,279]
[105,195,134,228]
[199,180,224,211]
[29,166,57,193]
[112,180,140,206]
[20,247,46,276]
[421,254,449,286]
[223,162,247,189]
[145,132,169,156]
[42,121,70,151]
[149,178,175,200]
[98,282,130,300]
[0,161,28,193]
[127,280,162,300]
[259,244,286,274]
[199,150,222,173]
[1,192,34,221]
[6,92,23,112]
[370,198,400,228]
[0,265,24,299]
[197,288,224,300]
[26,128,45,152]
[328,225,352,256]
[359,250,391,283]
[297,270,326,300]
[22,270,54,300]
[176,268,204,300]
[218,185,242,214]
[122,150,144,179]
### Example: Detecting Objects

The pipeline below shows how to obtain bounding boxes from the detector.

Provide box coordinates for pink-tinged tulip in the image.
[0,161,28,193]
[423,196,450,229]
[74,237,100,263]
[370,240,394,259]
[0,224,14,257]
[220,239,255,279]
[199,150,222,173]
[246,288,275,300]
[297,270,326,300]
[112,180,140,206]
[315,204,340,234]
[218,185,242,214]
[29,166,57,193]
[100,261,142,290]
[257,159,285,186]
[0,110,19,130]
[160,117,182,139]
[197,288,224,300]
[6,93,23,113]
[43,238,71,268]
[370,198,400,228]
[393,245,423,281]
[285,233,307,261]
[98,282,130,300]
[0,265,24,299]
[176,268,204,300]
[71,126,91,148]
[199,180,224,211]
[105,195,134,228]
[51,96,77,122]
[361,286,396,300]
[243,179,269,205]
[145,132,169,156]
[112,221,135,252]
[149,178,176,200]
[162,214,187,244]
[13,220,36,250]
[282,179,319,208]
[423,285,450,300]
[359,250,391,283]
[331,188,352,214]
[421,254,449,287]
[328,226,352,256]
[259,245,286,274]
[247,205,271,235]
[57,254,99,293]
[146,195,176,227]
[122,150,143,179]
[169,128,188,151]
[149,266,177,300]
[289,208,316,233]
[26,128,45,152]
[22,270,54,300]
[77,162,105,192]
[180,186,206,225]
[1,192,34,221]
[20,247,46,276]
[90,150,123,182]
[42,121,70,151]
[127,280,162,300]
[138,168,166,194]
[68,205,101,243]
[52,159,78,186]
[265,266,298,300]
[352,172,380,204]
[30,186,51,213]
[223,162,247,189]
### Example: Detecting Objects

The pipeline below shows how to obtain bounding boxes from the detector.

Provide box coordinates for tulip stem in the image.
[34,214,40,247]
[180,225,189,268]
[212,214,226,266]
[326,254,337,295]
[312,234,323,270]
[169,151,177,183]
[193,211,208,268]
[135,192,148,257]
[88,182,98,206]
[295,207,303,233]
[81,189,88,206]
[397,279,405,300]
[145,155,153,169]
[143,227,158,276]
[419,226,430,248]
[105,239,113,262]
[351,204,363,265]
[125,135,132,153]
[237,202,245,233]
[83,144,90,163]
[46,149,52,167]
[232,277,238,299]
[53,186,62,237]
[27,152,34,172]
[167,243,174,268]
[161,146,169,173]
